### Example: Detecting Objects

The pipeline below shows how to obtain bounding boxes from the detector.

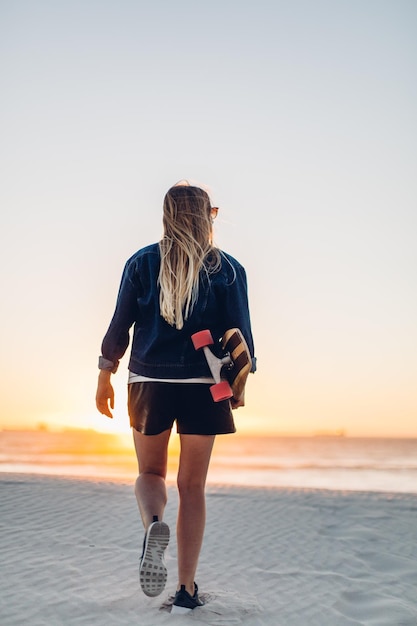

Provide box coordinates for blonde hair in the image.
[158,183,221,329]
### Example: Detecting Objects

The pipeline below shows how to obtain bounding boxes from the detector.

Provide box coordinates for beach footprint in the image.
[333,589,417,625]
[160,589,261,624]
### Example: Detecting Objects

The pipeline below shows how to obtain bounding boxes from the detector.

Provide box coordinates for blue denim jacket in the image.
[99,243,256,378]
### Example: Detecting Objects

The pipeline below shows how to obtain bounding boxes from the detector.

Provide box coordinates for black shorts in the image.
[127,382,236,436]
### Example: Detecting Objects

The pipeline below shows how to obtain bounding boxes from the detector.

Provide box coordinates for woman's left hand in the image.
[231,391,245,410]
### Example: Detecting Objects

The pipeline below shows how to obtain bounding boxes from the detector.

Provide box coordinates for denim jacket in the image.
[99,243,256,378]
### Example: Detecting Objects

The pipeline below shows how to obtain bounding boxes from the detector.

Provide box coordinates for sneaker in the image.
[139,517,170,597]
[171,583,204,615]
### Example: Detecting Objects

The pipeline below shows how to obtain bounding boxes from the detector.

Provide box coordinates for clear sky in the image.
[1,0,416,437]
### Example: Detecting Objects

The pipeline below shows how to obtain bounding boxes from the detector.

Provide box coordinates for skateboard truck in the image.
[191,330,234,402]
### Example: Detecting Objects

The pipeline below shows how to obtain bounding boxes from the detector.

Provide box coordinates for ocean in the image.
[1,430,417,494]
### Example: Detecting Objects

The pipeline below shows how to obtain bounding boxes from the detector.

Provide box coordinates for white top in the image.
[128,371,215,384]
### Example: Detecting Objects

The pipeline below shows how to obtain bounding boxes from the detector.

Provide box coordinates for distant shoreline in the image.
[2,427,417,439]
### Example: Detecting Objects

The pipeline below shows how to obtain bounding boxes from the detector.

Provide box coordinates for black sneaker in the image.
[139,517,170,597]
[171,583,204,614]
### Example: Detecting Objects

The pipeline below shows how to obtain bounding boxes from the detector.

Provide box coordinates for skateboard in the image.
[191,328,252,402]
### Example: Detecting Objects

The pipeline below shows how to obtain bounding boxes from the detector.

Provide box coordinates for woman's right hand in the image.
[95,370,115,418]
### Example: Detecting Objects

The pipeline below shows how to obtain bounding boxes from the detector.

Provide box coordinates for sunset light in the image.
[1,1,416,442]
[1,4,417,623]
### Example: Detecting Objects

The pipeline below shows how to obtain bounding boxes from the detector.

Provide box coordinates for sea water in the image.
[1,430,417,494]
[210,435,417,493]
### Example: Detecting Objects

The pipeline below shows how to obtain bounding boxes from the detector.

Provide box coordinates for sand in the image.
[1,473,416,626]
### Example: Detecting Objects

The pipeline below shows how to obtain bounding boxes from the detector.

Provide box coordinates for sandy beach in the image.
[1,473,416,626]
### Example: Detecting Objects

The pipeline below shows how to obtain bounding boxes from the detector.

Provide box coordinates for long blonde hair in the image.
[158,183,221,329]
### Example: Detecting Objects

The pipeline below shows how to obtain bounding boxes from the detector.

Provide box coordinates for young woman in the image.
[95,182,256,614]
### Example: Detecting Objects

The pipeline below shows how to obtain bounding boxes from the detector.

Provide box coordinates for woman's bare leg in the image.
[176,434,215,596]
[132,428,171,529]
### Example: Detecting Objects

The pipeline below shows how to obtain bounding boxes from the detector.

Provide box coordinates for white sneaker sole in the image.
[139,521,170,597]
[171,604,193,615]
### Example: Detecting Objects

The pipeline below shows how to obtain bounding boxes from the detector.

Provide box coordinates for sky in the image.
[0,0,416,437]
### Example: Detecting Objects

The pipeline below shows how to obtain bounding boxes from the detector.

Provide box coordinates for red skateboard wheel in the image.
[210,381,233,402]
[191,329,214,350]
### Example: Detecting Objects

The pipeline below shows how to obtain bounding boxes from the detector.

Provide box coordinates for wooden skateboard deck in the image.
[221,328,252,401]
